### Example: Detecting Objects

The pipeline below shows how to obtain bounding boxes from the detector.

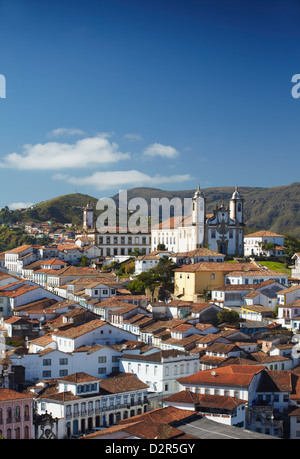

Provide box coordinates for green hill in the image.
[3,182,300,237]
[4,193,98,227]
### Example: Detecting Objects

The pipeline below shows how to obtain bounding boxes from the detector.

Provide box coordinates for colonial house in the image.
[277,285,300,305]
[276,300,300,331]
[0,388,35,439]
[224,269,288,288]
[60,277,121,305]
[177,364,266,405]
[44,266,107,292]
[240,305,274,322]
[119,349,200,395]
[32,372,149,438]
[0,281,61,315]
[4,245,37,275]
[135,251,172,275]
[199,343,247,370]
[9,344,123,382]
[170,248,225,266]
[211,281,284,309]
[243,231,285,258]
[174,261,260,300]
[161,390,247,428]
[51,319,137,352]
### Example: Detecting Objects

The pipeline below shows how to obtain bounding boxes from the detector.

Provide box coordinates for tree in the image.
[284,234,300,261]
[217,309,239,325]
[157,243,167,251]
[129,248,142,257]
[261,241,275,256]
[127,257,178,293]
[79,255,90,267]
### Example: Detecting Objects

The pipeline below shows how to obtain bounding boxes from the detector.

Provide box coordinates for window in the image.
[42,371,51,378]
[98,368,106,374]
[98,356,107,363]
[43,359,51,366]
[59,358,68,365]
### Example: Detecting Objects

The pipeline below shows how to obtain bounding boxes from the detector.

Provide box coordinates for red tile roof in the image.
[178,364,266,387]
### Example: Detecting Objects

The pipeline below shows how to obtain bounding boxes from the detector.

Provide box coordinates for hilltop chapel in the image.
[151,186,245,256]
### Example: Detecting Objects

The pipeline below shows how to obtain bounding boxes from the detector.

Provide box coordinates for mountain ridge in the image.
[4,182,300,237]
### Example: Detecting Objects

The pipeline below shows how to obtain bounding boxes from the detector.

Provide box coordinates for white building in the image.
[162,391,247,428]
[33,372,149,438]
[177,364,266,407]
[52,319,137,352]
[171,248,225,265]
[9,345,123,382]
[225,268,288,287]
[243,231,285,257]
[277,285,300,305]
[151,186,245,256]
[120,349,200,396]
[4,245,37,274]
[276,301,300,331]
[135,251,172,275]
[291,253,300,280]
[97,232,151,257]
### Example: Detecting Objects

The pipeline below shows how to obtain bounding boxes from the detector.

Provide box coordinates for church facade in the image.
[151,186,245,256]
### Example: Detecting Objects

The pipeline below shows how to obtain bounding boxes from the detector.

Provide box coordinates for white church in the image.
[151,186,245,256]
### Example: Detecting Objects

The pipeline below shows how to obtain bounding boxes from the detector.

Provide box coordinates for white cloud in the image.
[143,142,179,159]
[60,170,193,191]
[47,127,86,137]
[8,202,34,210]
[124,133,143,142]
[0,136,130,170]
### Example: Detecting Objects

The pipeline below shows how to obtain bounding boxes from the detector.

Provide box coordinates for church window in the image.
[211,230,216,238]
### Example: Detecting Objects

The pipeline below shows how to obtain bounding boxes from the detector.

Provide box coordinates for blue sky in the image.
[0,0,300,209]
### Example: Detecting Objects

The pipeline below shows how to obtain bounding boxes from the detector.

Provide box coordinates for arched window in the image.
[6,428,11,439]
[15,406,20,421]
[24,405,30,420]
[24,425,29,439]
[15,427,20,439]
[6,407,12,423]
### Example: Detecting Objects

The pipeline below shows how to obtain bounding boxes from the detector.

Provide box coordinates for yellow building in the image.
[174,261,259,301]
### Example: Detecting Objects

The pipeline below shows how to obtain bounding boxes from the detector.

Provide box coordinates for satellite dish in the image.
[211,371,216,376]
